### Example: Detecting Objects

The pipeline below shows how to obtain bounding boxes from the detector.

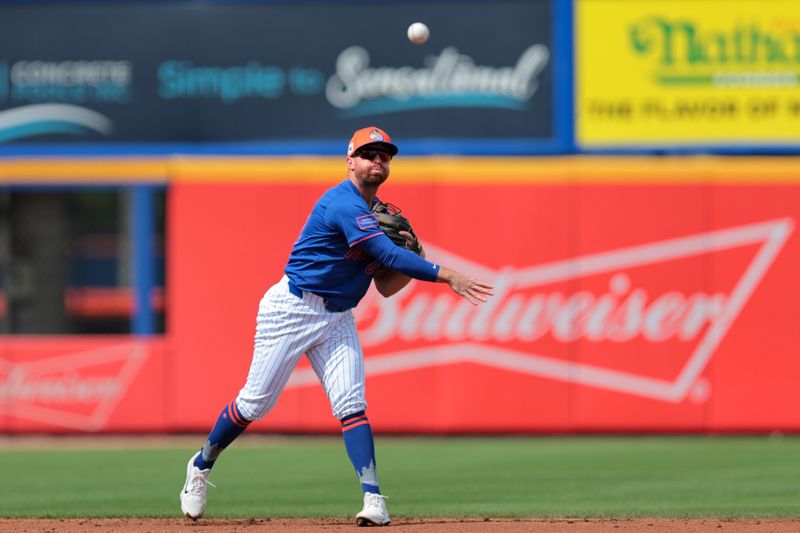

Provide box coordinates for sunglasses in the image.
[355,149,393,162]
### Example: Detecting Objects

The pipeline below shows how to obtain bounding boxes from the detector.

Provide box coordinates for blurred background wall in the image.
[1,0,798,434]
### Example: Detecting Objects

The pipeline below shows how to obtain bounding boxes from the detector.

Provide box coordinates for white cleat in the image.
[179,451,212,520]
[356,492,391,527]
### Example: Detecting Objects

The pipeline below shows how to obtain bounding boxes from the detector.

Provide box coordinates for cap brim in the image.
[356,141,398,156]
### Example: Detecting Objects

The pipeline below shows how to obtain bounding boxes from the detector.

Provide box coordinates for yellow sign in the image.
[577,0,800,147]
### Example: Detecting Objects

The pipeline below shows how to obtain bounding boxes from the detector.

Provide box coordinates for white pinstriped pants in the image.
[235,275,367,421]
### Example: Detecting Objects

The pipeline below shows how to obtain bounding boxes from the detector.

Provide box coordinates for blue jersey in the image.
[285,179,439,311]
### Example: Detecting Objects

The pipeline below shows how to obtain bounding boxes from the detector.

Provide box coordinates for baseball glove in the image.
[371,199,423,255]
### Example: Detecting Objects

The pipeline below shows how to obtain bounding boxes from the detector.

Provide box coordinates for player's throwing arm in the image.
[370,199,493,304]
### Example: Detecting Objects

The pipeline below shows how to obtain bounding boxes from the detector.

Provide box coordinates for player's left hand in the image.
[372,200,423,255]
[398,230,425,258]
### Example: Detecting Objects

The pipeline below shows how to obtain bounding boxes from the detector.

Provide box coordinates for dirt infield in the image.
[0,518,796,532]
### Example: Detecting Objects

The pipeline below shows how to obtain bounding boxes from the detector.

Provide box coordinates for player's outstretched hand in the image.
[438,267,494,305]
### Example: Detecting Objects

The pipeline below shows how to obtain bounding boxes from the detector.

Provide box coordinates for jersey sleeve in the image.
[329,198,440,282]
[358,233,440,282]
[330,200,385,248]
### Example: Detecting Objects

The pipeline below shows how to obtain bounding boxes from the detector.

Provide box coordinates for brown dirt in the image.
[0,518,797,532]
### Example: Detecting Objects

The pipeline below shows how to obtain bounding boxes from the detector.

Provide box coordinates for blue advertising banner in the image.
[0,1,566,154]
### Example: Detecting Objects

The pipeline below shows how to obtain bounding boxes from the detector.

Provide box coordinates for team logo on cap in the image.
[347,142,354,155]
[369,130,384,141]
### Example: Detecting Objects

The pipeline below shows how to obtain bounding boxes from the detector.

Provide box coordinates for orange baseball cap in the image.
[346,126,398,158]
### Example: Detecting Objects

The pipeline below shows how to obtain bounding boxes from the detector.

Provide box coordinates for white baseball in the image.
[407,22,430,45]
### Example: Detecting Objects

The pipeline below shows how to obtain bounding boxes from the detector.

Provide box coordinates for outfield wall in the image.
[2,156,799,433]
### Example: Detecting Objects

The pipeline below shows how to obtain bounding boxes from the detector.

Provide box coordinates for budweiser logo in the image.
[1,368,122,403]
[0,341,149,430]
[287,218,793,403]
[356,270,726,345]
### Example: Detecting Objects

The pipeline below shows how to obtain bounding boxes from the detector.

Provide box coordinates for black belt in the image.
[288,280,345,313]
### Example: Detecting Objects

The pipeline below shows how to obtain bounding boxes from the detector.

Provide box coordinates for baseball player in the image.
[180,126,494,526]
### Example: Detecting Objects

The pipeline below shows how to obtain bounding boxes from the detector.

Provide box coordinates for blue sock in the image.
[194,400,251,470]
[341,411,380,494]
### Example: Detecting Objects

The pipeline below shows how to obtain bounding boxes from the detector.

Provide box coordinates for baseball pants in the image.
[236,275,367,421]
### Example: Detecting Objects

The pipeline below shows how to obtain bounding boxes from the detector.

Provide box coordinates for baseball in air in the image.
[407,22,430,45]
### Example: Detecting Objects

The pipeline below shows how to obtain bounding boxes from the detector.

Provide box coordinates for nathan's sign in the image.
[629,19,800,86]
[577,0,800,148]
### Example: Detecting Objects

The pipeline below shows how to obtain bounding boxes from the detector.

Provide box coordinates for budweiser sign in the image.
[0,341,149,430]
[287,218,793,403]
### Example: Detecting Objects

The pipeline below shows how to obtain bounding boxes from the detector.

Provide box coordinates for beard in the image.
[359,166,389,186]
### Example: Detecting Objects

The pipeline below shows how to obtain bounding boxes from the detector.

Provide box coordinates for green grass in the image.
[0,435,798,518]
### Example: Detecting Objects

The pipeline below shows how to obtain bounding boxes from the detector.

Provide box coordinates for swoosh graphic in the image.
[0,103,113,142]
[341,94,526,117]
